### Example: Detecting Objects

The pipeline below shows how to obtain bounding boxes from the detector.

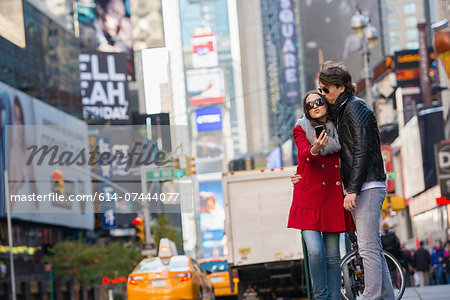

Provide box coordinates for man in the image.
[399,242,413,287]
[413,241,431,286]
[380,223,401,260]
[318,61,394,299]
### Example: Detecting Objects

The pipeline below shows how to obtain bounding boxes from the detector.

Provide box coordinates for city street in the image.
[402,284,450,300]
[0,0,449,300]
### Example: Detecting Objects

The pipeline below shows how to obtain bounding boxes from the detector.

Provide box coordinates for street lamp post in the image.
[351,7,379,108]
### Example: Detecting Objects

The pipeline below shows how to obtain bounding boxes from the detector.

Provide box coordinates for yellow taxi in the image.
[128,239,215,300]
[198,258,237,297]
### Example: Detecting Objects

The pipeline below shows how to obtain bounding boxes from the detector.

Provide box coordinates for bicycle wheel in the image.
[340,250,406,300]
[341,250,364,300]
[383,250,406,299]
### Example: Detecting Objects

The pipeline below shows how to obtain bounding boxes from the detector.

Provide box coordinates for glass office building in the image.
[0,0,81,118]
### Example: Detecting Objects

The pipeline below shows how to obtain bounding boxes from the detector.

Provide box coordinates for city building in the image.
[385,0,425,54]
[235,0,271,154]
[0,1,93,299]
[0,0,81,117]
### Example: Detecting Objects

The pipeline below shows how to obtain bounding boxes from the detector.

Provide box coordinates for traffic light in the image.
[173,156,181,171]
[185,156,196,176]
[382,194,405,217]
[173,156,185,179]
[132,216,145,244]
[51,169,65,196]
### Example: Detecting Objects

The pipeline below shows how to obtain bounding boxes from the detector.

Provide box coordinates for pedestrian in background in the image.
[380,223,403,288]
[431,240,445,285]
[399,242,413,287]
[318,62,394,300]
[380,223,402,260]
[413,240,431,286]
[443,242,450,284]
[289,90,355,300]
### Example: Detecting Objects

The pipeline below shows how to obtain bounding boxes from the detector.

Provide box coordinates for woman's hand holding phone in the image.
[311,129,328,155]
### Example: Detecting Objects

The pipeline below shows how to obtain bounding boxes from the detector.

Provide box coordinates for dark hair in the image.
[302,90,329,127]
[419,241,424,247]
[319,61,356,94]
[14,96,24,124]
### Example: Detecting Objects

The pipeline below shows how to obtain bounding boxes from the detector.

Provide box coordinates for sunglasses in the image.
[318,87,330,94]
[305,98,325,110]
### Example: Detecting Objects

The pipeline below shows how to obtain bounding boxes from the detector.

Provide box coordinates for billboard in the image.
[77,0,134,78]
[400,116,425,199]
[381,145,395,193]
[0,81,94,229]
[130,0,165,50]
[0,0,25,48]
[199,180,226,258]
[435,142,450,198]
[191,30,219,69]
[79,51,131,124]
[195,106,222,132]
[186,68,225,106]
[278,0,300,106]
[394,49,435,88]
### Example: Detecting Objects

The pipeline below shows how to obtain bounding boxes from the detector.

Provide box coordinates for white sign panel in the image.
[186,68,225,106]
[400,116,425,198]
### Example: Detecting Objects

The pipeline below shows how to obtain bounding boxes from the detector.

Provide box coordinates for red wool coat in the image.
[287,126,355,232]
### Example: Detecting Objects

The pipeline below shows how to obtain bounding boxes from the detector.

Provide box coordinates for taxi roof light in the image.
[158,238,177,258]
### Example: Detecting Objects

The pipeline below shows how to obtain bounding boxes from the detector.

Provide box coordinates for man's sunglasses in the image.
[305,98,325,110]
[318,87,330,94]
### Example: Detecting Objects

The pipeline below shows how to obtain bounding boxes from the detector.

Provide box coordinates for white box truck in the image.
[222,167,308,299]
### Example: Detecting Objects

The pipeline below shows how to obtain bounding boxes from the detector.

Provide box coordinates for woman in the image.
[9,96,38,209]
[288,91,355,300]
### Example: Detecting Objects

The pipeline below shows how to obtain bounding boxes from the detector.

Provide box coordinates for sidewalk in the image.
[402,284,450,299]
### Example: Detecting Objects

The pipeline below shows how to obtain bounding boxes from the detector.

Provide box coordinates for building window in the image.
[406,29,418,40]
[388,6,397,14]
[390,44,402,54]
[406,41,419,49]
[404,3,416,15]
[390,31,400,41]
[405,16,417,27]
[388,18,399,28]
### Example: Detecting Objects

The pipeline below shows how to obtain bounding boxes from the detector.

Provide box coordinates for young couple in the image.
[288,62,394,300]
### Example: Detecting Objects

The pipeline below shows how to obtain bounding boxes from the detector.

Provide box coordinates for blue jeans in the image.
[445,270,450,285]
[302,230,341,300]
[355,187,395,300]
[433,265,443,285]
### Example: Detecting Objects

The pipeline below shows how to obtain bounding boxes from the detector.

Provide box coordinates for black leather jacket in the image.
[331,93,386,194]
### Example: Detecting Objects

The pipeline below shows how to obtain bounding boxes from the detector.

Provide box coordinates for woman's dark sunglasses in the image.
[306,98,325,110]
[318,87,330,94]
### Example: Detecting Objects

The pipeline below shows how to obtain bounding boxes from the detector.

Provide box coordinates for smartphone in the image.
[314,125,325,137]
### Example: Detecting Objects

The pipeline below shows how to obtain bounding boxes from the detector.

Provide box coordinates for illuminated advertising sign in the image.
[435,142,450,198]
[186,68,225,106]
[394,49,435,88]
[195,106,222,132]
[0,81,94,229]
[191,30,218,69]
[381,145,395,193]
[77,0,134,78]
[199,180,226,258]
[278,0,300,105]
[79,51,131,124]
